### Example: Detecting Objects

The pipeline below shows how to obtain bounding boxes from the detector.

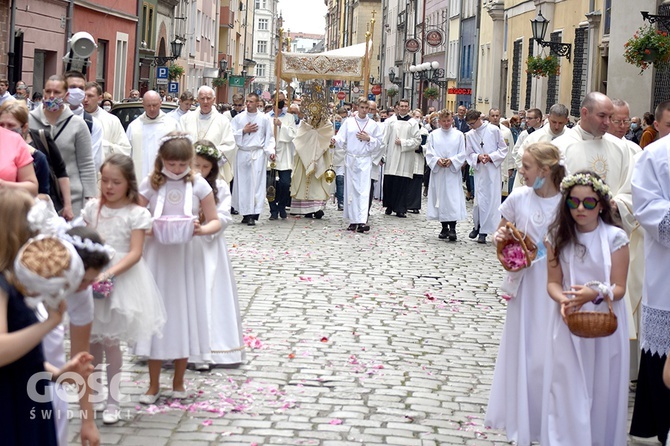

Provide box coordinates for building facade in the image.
[251,0,278,99]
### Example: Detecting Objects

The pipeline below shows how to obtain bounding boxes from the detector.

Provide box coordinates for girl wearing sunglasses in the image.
[543,170,630,445]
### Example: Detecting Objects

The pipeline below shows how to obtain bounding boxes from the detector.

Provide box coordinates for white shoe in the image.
[194,362,210,371]
[102,406,120,424]
[170,390,188,399]
[138,392,160,405]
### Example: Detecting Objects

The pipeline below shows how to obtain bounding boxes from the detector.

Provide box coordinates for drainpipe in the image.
[8,0,17,89]
[65,0,74,73]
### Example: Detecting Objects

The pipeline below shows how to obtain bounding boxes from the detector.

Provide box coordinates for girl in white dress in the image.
[190,140,245,368]
[82,154,166,423]
[485,142,566,444]
[135,133,221,404]
[543,171,630,445]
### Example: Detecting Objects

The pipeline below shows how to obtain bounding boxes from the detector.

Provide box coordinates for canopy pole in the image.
[274,27,284,142]
[364,12,376,97]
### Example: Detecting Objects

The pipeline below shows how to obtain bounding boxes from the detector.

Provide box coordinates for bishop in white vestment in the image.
[464,111,508,241]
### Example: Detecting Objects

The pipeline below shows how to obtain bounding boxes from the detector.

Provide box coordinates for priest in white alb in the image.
[552,92,636,235]
[126,90,181,180]
[464,109,508,243]
[630,134,670,445]
[425,109,467,241]
[332,97,384,233]
[230,93,276,226]
[181,86,236,183]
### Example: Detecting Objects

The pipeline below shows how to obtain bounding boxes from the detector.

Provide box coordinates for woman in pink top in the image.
[0,125,38,195]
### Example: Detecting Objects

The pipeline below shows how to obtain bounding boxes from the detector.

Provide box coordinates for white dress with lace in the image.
[83,200,166,343]
[541,221,629,446]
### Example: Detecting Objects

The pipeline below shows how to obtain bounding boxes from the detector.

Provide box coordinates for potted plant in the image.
[624,24,670,73]
[386,87,398,98]
[526,55,560,78]
[168,64,185,81]
[212,77,227,88]
[423,86,439,100]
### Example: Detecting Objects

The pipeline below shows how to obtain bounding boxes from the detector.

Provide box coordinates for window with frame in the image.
[256,64,266,77]
[255,0,267,9]
[257,40,268,54]
[96,40,107,92]
[141,2,155,48]
[258,18,269,30]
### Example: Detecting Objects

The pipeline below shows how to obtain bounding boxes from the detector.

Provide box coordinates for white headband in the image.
[14,235,85,309]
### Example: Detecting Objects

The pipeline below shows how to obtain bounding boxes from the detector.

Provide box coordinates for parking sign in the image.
[168,82,179,94]
[156,66,169,85]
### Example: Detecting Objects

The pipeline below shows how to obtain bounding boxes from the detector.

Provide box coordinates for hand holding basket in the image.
[496,222,538,272]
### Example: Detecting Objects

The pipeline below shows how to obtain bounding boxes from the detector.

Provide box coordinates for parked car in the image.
[111,101,178,131]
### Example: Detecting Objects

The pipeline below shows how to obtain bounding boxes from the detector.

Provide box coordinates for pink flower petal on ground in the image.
[202,419,213,426]
[329,419,343,425]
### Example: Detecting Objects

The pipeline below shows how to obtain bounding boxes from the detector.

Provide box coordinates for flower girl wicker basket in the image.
[496,222,538,272]
[566,294,618,338]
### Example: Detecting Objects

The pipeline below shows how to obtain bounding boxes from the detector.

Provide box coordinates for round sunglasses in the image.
[567,196,599,210]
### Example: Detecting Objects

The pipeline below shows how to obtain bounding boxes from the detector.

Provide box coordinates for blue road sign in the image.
[368,94,375,100]
[168,82,179,93]
[330,87,340,92]
[156,66,169,80]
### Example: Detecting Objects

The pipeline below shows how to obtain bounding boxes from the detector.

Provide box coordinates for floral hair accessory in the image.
[158,133,194,146]
[560,173,611,200]
[60,233,116,260]
[195,143,223,161]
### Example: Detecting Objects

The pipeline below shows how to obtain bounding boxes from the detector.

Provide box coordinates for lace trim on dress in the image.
[659,209,670,249]
[640,304,670,355]
[611,230,629,252]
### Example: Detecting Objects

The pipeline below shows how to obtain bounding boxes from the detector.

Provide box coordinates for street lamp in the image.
[388,67,401,85]
[219,58,229,79]
[151,37,184,66]
[530,11,572,61]
[409,61,446,87]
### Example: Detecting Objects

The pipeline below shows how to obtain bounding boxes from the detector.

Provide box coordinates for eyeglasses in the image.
[567,196,599,210]
[233,103,244,107]
[466,119,479,126]
[611,119,631,126]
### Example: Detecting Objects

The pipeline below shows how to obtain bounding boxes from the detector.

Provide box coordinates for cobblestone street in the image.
[68,199,647,445]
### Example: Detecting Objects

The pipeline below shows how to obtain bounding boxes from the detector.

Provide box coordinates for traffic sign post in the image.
[368,94,375,101]
[371,84,382,95]
[336,91,346,100]
[168,82,179,94]
[156,66,169,85]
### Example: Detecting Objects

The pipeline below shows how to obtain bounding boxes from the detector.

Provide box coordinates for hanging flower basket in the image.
[212,77,227,88]
[386,87,398,98]
[526,55,560,78]
[624,24,670,73]
[168,64,185,81]
[423,86,440,100]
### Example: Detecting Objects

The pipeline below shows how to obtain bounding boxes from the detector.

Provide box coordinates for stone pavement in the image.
[67,198,654,445]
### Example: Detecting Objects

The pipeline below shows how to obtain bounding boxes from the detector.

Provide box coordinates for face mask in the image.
[67,88,85,107]
[368,113,374,119]
[43,96,64,112]
[334,121,341,131]
[520,122,526,130]
[532,176,546,190]
[631,123,639,130]
[103,105,112,112]
[278,100,285,110]
[161,166,191,181]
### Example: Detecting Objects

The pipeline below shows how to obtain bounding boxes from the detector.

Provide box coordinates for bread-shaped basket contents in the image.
[152,180,196,245]
[496,222,538,272]
[566,289,618,338]
[14,235,85,309]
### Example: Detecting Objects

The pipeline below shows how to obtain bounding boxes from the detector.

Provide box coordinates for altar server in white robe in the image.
[630,135,670,445]
[512,104,569,191]
[180,86,236,183]
[332,96,384,233]
[382,98,421,218]
[230,93,276,225]
[268,96,297,220]
[464,109,508,243]
[126,90,181,180]
[425,109,467,241]
[553,92,637,236]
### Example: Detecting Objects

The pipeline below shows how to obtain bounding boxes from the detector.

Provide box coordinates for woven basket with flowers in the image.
[496,222,538,272]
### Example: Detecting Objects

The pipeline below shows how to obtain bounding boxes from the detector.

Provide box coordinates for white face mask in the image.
[161,166,190,181]
[67,87,85,107]
[103,105,112,112]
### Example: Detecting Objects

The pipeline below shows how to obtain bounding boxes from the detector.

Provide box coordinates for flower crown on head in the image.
[560,172,611,200]
[194,143,223,161]
[158,133,194,147]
